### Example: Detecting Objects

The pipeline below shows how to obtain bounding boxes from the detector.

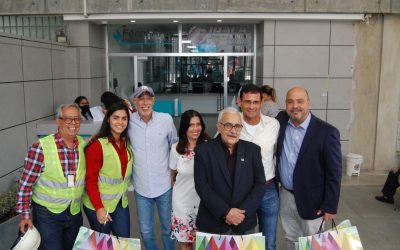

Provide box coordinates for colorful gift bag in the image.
[195,232,265,250]
[297,220,363,250]
[72,226,141,250]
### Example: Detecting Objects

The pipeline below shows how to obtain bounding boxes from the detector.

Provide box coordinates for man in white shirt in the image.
[128,86,178,250]
[237,84,280,250]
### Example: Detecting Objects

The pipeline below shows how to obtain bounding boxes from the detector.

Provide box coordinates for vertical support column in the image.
[223,55,228,108]
[348,16,383,170]
[374,15,400,170]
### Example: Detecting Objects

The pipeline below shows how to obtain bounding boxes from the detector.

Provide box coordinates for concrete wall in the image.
[66,21,107,106]
[374,15,400,170]
[0,33,72,192]
[348,15,383,170]
[349,15,400,171]
[0,22,106,192]
[0,0,397,14]
[256,19,355,157]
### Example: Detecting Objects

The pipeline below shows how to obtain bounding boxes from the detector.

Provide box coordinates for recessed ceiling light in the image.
[101,20,108,24]
[217,19,222,22]
[173,20,179,23]
[130,20,136,23]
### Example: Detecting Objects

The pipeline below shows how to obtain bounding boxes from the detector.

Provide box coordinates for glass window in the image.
[42,16,49,26]
[108,24,179,53]
[16,16,22,27]
[49,16,55,26]
[10,16,16,27]
[35,16,42,26]
[108,57,135,98]
[23,16,29,26]
[4,16,10,27]
[55,16,63,26]
[182,24,253,53]
[29,16,36,26]
[29,26,36,38]
[37,27,43,40]
[227,56,253,94]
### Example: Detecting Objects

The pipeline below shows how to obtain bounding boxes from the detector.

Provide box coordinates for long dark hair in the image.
[86,102,131,159]
[74,96,87,105]
[100,91,122,110]
[176,110,210,155]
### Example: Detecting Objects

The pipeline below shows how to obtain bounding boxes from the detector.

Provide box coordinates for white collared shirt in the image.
[240,113,280,181]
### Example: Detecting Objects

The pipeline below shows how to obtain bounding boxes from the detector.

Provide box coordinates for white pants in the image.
[279,187,324,250]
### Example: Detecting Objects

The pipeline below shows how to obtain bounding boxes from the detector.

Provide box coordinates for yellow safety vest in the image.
[83,137,133,213]
[32,134,86,214]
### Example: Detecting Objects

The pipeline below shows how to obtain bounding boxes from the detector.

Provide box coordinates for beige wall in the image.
[350,15,400,171]
[374,15,400,170]
[349,15,383,170]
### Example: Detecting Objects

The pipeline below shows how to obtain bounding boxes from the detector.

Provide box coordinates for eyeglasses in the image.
[59,117,81,124]
[219,122,243,131]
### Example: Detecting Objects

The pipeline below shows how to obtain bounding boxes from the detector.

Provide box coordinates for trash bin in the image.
[346,153,363,176]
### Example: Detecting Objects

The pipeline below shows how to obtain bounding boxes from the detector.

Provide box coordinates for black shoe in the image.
[375,195,394,204]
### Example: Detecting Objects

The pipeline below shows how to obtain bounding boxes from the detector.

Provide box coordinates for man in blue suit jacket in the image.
[194,107,266,234]
[276,87,342,250]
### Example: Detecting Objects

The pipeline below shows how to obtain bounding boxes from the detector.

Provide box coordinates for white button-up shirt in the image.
[240,113,280,181]
[128,111,178,198]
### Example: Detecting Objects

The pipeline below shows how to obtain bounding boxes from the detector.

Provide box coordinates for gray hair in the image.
[217,107,240,122]
[56,103,80,118]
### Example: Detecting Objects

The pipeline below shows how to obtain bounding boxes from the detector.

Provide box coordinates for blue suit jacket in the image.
[194,136,266,234]
[276,111,342,220]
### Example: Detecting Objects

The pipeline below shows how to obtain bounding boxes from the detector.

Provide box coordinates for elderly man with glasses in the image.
[16,103,86,250]
[194,107,266,235]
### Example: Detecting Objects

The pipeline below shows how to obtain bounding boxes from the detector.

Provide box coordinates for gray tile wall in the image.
[0,30,106,192]
[257,20,355,155]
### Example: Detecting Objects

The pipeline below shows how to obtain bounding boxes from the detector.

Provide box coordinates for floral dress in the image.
[169,142,200,242]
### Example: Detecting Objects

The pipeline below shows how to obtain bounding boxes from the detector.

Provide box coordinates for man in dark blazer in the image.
[276,87,342,250]
[194,107,266,234]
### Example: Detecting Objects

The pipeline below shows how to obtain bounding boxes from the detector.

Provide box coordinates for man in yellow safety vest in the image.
[15,103,86,250]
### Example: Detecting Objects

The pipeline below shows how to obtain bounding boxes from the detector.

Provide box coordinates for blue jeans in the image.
[134,189,175,250]
[83,200,130,238]
[32,202,83,250]
[257,183,279,250]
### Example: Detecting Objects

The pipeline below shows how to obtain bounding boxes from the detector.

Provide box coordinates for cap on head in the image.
[132,86,155,98]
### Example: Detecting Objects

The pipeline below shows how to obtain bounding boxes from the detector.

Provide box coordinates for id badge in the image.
[67,174,75,187]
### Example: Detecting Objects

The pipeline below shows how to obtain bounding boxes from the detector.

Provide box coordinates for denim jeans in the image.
[134,188,175,250]
[257,183,279,250]
[83,200,130,238]
[32,202,83,250]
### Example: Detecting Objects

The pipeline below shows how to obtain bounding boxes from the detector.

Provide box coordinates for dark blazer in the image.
[194,136,266,234]
[276,111,342,220]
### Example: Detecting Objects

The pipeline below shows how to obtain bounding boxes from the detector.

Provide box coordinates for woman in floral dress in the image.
[170,110,210,250]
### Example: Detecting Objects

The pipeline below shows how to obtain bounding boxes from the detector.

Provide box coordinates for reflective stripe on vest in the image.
[32,134,86,215]
[36,178,85,189]
[83,137,133,213]
[34,191,81,205]
[98,175,123,185]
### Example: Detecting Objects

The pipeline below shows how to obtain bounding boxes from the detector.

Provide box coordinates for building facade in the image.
[0,0,399,192]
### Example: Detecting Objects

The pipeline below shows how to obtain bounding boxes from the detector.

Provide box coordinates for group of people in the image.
[15,83,343,250]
